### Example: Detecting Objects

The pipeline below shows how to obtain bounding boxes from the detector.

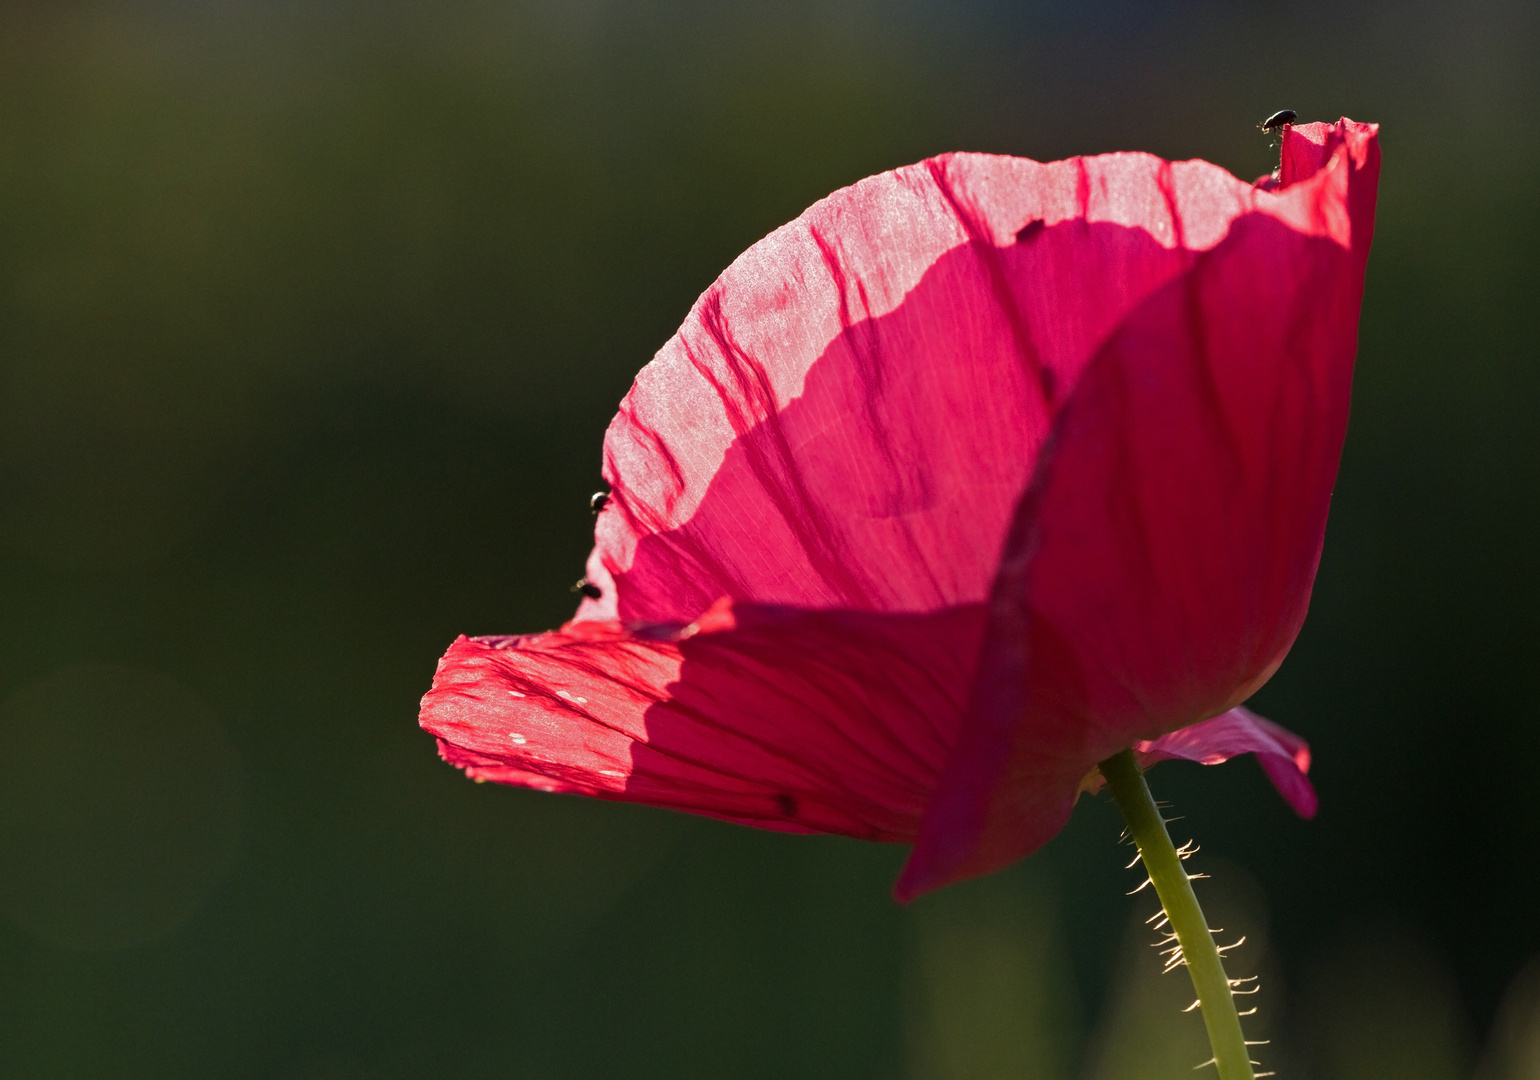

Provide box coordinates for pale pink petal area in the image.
[1135,706,1318,819]
[422,600,987,842]
[900,120,1378,900]
[582,151,1273,626]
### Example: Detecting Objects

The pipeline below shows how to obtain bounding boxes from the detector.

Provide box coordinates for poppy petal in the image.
[1134,706,1317,819]
[901,120,1378,899]
[422,599,987,841]
[583,151,1273,626]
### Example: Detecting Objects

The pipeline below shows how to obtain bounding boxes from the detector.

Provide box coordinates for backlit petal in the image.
[899,120,1377,899]
[1135,706,1317,819]
[583,151,1273,625]
[423,600,986,841]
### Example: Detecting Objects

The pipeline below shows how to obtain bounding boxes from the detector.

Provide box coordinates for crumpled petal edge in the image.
[1077,706,1318,819]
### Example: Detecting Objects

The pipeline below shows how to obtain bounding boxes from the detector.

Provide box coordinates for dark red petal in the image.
[1280,120,1371,189]
[1135,706,1317,819]
[900,119,1378,900]
[582,152,1272,626]
[421,601,986,841]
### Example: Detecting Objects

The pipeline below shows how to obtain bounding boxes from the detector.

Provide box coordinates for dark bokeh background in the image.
[0,1,1535,1077]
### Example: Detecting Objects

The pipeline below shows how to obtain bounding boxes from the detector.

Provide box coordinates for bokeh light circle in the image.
[0,664,242,950]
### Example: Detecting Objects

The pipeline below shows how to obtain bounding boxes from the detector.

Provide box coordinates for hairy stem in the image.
[1099,748,1256,1080]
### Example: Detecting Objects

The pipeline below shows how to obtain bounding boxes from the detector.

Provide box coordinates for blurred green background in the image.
[0,1,1535,1077]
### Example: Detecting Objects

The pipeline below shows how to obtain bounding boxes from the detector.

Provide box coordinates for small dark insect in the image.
[571,577,603,600]
[590,491,609,514]
[1015,219,1046,244]
[1259,109,1298,132]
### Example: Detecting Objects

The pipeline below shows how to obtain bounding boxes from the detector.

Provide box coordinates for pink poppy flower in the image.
[421,118,1379,900]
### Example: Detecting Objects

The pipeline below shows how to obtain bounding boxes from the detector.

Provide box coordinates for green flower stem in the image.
[1099,748,1256,1080]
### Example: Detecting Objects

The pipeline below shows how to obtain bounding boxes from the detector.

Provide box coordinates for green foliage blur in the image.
[0,1,1535,1077]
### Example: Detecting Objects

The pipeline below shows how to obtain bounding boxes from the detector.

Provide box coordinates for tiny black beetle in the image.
[1259,109,1298,132]
[590,491,609,514]
[571,578,603,600]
